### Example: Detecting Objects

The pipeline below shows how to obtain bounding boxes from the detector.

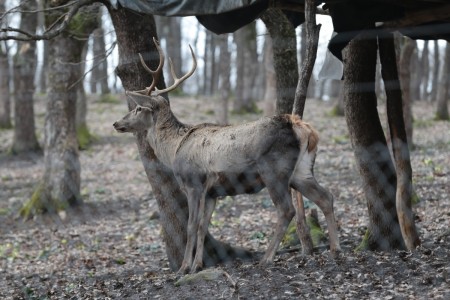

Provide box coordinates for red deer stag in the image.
[113,38,341,274]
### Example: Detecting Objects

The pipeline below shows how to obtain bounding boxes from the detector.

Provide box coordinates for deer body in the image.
[113,39,340,274]
[176,116,299,173]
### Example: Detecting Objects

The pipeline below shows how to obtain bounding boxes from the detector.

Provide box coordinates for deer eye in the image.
[136,106,142,112]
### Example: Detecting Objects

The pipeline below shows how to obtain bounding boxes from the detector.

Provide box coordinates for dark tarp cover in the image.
[109,0,276,34]
[109,0,263,17]
[109,0,450,62]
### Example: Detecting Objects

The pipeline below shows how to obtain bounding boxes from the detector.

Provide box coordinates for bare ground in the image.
[0,95,449,299]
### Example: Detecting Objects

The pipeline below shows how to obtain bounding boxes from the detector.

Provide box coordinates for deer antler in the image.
[135,37,165,96]
[135,38,197,96]
[153,44,197,96]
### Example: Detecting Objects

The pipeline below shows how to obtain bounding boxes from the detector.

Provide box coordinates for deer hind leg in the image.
[292,190,314,255]
[290,152,341,254]
[259,172,296,265]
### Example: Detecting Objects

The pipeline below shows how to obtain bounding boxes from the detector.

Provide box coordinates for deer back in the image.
[172,115,302,175]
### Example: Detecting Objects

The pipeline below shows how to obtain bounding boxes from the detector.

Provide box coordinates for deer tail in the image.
[289,114,319,153]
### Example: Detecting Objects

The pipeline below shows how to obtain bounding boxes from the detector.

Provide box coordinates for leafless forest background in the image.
[1,1,449,299]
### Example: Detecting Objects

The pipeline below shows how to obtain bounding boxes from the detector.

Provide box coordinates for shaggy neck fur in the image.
[147,102,191,167]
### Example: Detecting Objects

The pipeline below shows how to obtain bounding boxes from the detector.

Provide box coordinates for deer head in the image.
[113,37,197,133]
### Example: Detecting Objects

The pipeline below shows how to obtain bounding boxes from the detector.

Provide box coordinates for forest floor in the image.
[0,94,449,299]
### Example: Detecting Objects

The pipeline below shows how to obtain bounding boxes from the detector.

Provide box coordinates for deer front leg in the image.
[178,186,203,275]
[192,196,217,273]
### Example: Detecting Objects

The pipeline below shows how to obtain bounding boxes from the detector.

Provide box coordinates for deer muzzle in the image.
[113,121,127,133]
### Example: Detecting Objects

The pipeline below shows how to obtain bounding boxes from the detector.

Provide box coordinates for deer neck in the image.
[147,108,188,167]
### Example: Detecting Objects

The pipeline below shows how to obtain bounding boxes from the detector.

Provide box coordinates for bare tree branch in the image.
[0,0,98,41]
[1,0,80,18]
[68,40,116,90]
[292,0,321,117]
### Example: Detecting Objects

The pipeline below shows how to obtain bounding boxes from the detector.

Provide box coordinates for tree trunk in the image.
[254,46,266,102]
[317,80,326,100]
[89,14,101,94]
[378,31,421,250]
[77,43,89,129]
[233,22,258,113]
[429,40,440,102]
[155,16,183,90]
[12,0,40,154]
[37,0,48,94]
[22,39,81,215]
[41,33,82,208]
[74,7,100,150]
[76,41,94,150]
[435,42,450,120]
[331,87,345,116]
[260,8,298,115]
[90,33,98,94]
[343,31,405,251]
[210,34,219,96]
[38,39,49,94]
[262,34,276,116]
[410,42,421,101]
[107,6,254,271]
[89,8,108,95]
[98,31,110,94]
[216,34,230,125]
[20,3,99,217]
[166,17,183,88]
[0,2,12,128]
[0,40,11,128]
[328,79,341,100]
[398,37,415,147]
[420,40,429,101]
[202,30,212,95]
[233,29,244,109]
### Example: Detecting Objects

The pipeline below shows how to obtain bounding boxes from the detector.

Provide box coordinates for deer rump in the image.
[174,114,317,198]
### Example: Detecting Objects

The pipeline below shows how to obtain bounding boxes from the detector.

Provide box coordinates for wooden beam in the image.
[381,4,450,28]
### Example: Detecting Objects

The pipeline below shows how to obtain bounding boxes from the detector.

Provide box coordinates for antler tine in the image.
[137,37,165,96]
[153,44,197,96]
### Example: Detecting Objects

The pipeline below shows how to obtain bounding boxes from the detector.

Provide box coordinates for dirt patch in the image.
[1,96,449,299]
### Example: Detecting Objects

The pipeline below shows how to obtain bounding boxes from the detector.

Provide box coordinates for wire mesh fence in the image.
[0,98,449,299]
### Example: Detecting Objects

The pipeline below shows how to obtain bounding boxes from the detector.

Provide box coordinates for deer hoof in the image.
[177,264,190,275]
[301,244,314,256]
[258,258,274,266]
[191,263,203,274]
[330,247,342,258]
